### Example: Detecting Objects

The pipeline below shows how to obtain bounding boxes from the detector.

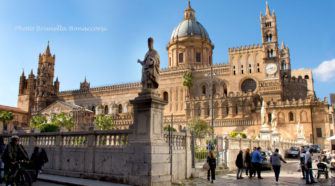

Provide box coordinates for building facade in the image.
[17,2,332,148]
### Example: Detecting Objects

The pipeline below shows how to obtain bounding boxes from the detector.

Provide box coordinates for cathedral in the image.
[16,2,332,148]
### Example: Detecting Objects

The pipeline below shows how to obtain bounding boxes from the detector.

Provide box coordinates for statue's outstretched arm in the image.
[137,59,144,65]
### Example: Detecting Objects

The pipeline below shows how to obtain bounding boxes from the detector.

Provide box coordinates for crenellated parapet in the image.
[228,44,263,54]
[58,82,141,96]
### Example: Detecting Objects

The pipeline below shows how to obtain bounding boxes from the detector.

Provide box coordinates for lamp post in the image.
[204,65,220,145]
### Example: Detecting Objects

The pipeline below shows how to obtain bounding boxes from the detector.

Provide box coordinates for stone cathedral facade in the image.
[17,3,332,148]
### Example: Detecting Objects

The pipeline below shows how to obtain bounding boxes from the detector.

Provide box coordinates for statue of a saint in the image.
[271,110,277,130]
[300,125,304,137]
[260,100,268,127]
[137,37,160,90]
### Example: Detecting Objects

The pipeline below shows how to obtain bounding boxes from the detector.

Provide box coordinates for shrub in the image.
[39,123,59,133]
[163,126,177,132]
[230,132,247,139]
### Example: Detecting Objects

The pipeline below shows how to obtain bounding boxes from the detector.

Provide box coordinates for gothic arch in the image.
[300,111,308,122]
[289,111,295,122]
[278,112,285,124]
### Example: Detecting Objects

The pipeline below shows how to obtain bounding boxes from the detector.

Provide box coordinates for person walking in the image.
[0,136,6,183]
[245,148,252,177]
[300,147,306,179]
[30,147,40,181]
[251,147,264,179]
[207,150,216,184]
[270,149,287,183]
[235,150,244,179]
[305,148,317,184]
[249,147,257,178]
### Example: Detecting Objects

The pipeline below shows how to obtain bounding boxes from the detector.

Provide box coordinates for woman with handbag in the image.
[207,150,216,183]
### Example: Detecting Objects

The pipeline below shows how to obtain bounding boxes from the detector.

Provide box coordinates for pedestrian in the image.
[300,147,306,179]
[207,150,216,184]
[249,147,257,178]
[235,150,244,179]
[305,148,317,184]
[39,148,48,172]
[245,148,252,177]
[251,147,264,179]
[30,147,40,181]
[270,148,287,183]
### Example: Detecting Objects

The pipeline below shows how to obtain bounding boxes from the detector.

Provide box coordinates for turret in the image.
[19,71,26,95]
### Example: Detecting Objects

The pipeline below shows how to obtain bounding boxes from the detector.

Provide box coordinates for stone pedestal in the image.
[260,125,272,140]
[296,136,306,143]
[271,130,281,148]
[127,90,171,186]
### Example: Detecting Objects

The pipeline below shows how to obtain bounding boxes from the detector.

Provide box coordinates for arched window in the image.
[179,53,184,63]
[163,92,168,102]
[223,84,228,96]
[241,65,244,74]
[104,105,109,114]
[257,63,260,72]
[233,66,236,75]
[226,106,229,115]
[289,112,294,121]
[304,75,309,79]
[196,53,201,62]
[235,104,238,114]
[118,104,123,114]
[249,64,252,73]
[202,85,206,95]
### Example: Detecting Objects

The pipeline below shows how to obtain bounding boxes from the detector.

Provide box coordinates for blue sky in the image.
[0,0,334,107]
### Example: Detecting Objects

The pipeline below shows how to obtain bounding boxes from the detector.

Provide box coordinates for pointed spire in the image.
[21,69,25,77]
[281,41,285,49]
[30,69,33,75]
[84,76,87,83]
[44,41,51,56]
[184,0,195,20]
[265,1,271,16]
[55,77,59,82]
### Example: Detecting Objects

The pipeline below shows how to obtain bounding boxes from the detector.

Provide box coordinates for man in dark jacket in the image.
[245,148,251,176]
[236,150,244,179]
[2,136,29,177]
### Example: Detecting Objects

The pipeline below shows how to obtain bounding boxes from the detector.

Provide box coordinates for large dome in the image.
[170,19,210,40]
[170,1,210,41]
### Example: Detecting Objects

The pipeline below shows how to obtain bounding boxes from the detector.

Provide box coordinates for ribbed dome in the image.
[170,20,210,40]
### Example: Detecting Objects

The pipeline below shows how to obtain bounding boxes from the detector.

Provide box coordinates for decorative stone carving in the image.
[137,37,160,90]
[271,110,277,131]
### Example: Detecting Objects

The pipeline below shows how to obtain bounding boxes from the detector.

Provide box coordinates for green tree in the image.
[163,125,177,132]
[38,123,59,133]
[182,72,194,97]
[51,113,74,131]
[93,115,114,130]
[30,115,47,128]
[0,111,14,130]
[188,117,212,138]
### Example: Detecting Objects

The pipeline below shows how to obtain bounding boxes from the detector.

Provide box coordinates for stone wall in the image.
[4,129,191,185]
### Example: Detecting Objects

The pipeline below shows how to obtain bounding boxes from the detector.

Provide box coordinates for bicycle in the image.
[4,160,32,186]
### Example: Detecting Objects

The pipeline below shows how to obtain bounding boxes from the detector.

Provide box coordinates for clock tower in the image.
[259,3,283,102]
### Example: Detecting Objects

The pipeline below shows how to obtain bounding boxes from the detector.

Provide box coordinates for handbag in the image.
[203,162,210,170]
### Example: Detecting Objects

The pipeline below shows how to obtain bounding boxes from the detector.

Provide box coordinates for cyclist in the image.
[1,135,29,181]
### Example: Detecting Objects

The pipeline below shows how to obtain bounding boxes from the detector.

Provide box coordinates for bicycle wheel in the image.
[14,171,32,186]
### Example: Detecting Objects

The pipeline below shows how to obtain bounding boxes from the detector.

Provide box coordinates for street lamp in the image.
[204,65,220,145]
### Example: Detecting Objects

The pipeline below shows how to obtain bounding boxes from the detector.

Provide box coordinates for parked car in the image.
[311,144,321,153]
[261,150,272,170]
[286,147,300,158]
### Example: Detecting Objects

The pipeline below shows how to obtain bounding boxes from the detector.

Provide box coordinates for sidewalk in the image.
[38,174,131,186]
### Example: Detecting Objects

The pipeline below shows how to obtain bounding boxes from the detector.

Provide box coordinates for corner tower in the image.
[167,1,214,68]
[35,42,59,112]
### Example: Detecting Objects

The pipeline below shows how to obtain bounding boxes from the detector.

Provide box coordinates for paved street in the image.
[183,159,335,186]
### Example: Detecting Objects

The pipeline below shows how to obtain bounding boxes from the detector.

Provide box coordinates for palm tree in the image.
[0,111,14,131]
[183,71,194,97]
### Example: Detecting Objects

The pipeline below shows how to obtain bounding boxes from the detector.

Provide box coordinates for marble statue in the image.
[271,110,277,130]
[261,100,268,127]
[300,125,304,137]
[138,37,160,90]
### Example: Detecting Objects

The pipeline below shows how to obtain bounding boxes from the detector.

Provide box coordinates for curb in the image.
[37,177,86,186]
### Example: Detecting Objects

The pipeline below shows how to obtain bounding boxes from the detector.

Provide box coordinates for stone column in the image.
[127,90,171,186]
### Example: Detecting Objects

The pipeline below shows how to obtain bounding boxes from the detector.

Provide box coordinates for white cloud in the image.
[313,58,335,82]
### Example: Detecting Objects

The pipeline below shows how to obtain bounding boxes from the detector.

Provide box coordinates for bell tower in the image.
[35,41,59,112]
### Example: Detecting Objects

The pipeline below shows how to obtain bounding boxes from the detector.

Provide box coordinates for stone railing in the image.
[163,131,187,150]
[3,130,130,148]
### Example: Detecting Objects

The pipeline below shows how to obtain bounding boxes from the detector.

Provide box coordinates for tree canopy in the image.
[182,72,194,89]
[93,115,114,130]
[51,113,73,131]
[0,111,14,124]
[188,117,212,138]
